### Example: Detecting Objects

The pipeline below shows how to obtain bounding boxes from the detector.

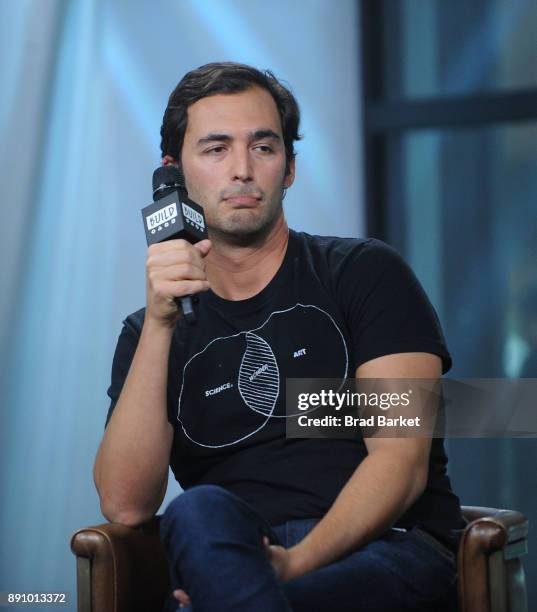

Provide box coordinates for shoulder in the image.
[290,230,408,278]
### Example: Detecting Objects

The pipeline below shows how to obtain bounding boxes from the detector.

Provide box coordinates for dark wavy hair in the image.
[160,62,302,176]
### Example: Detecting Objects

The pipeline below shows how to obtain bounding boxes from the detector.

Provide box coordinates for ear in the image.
[162,154,179,167]
[283,157,296,189]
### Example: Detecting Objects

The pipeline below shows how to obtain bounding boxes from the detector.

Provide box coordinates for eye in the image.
[206,146,226,154]
[254,144,274,153]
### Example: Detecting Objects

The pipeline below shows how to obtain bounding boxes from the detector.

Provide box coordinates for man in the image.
[94,62,464,611]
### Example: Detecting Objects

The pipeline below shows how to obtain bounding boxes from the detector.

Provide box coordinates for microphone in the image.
[141,166,208,324]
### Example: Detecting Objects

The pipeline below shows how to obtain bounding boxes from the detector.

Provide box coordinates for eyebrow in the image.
[196,129,281,147]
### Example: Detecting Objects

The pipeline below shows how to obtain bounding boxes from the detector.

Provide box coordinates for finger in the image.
[148,239,192,254]
[193,239,212,257]
[147,247,206,272]
[262,536,272,557]
[150,263,208,282]
[163,279,211,297]
[173,589,191,604]
[147,238,211,261]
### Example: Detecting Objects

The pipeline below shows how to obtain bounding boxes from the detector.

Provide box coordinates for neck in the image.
[206,216,289,300]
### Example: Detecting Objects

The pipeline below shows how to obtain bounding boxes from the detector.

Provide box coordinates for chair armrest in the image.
[70,516,169,612]
[458,506,528,612]
[461,506,528,549]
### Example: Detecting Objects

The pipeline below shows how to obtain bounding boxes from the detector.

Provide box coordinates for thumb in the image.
[194,239,212,257]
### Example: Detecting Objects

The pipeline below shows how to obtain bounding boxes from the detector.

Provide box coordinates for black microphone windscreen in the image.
[152,165,184,199]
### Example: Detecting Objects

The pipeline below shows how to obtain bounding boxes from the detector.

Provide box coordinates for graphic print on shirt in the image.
[177,304,348,448]
[238,333,280,416]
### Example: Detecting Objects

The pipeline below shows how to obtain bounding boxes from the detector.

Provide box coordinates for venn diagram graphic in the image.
[177,304,348,448]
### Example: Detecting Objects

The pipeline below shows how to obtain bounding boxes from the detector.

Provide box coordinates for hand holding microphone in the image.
[141,166,210,325]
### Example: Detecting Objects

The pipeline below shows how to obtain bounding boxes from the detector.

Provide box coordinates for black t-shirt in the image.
[106,230,465,549]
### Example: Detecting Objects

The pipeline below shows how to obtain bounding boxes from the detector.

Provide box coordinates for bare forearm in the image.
[94,317,175,524]
[289,451,427,578]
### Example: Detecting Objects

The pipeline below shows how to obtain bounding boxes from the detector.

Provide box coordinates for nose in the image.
[230,147,253,182]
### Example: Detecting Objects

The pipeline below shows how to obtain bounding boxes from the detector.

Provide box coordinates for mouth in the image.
[223,196,261,207]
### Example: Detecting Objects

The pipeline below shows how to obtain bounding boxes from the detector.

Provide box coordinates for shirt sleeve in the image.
[105,315,142,429]
[335,239,452,374]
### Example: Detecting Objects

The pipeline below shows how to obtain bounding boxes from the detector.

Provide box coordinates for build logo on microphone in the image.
[146,202,178,234]
[182,202,205,231]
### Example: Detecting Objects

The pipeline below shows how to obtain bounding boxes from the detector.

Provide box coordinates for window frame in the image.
[360,0,537,238]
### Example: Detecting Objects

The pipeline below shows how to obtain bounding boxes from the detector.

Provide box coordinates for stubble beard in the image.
[207,191,285,247]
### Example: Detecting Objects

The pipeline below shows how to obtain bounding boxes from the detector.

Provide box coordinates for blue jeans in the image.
[159,485,458,611]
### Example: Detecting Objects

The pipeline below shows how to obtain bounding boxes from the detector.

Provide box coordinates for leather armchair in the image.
[71,505,528,612]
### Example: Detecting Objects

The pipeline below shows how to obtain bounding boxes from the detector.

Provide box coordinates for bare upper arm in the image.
[355,352,441,479]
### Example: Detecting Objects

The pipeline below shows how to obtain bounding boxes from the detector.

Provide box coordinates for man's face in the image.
[180,86,295,243]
